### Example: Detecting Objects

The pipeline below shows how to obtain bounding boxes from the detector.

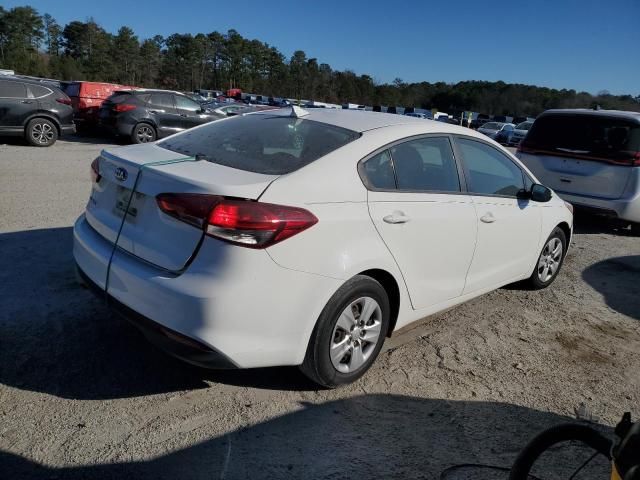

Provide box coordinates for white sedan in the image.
[73,107,573,387]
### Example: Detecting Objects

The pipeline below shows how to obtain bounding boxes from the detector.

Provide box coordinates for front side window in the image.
[456,138,524,196]
[174,95,201,111]
[159,113,360,175]
[390,137,460,192]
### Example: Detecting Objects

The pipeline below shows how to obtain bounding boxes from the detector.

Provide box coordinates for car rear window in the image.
[158,113,361,175]
[523,114,640,162]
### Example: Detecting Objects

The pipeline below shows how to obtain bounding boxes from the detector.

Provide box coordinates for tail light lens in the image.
[56,97,72,105]
[114,103,136,112]
[633,152,640,167]
[156,194,318,248]
[90,157,101,183]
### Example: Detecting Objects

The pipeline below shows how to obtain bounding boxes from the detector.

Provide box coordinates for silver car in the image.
[516,109,640,230]
[477,122,515,141]
[508,121,534,146]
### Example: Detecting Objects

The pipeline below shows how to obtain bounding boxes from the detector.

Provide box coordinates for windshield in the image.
[482,122,502,130]
[516,121,533,130]
[158,113,361,175]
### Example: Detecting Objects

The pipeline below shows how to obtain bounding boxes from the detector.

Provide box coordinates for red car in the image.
[64,81,137,128]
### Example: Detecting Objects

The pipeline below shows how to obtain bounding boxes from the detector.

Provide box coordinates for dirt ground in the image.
[1,136,639,479]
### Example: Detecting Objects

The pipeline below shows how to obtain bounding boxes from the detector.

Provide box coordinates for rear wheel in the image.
[25,118,58,147]
[526,227,567,289]
[131,123,156,144]
[300,275,390,388]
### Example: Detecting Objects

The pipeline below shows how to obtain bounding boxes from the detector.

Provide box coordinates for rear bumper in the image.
[72,214,341,369]
[76,264,237,368]
[555,190,640,224]
[61,124,76,135]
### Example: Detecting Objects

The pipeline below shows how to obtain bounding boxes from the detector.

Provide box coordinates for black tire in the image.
[131,123,156,144]
[300,275,390,388]
[25,118,58,147]
[525,227,567,290]
[509,423,612,480]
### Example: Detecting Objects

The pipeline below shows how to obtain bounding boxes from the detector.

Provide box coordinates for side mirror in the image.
[531,183,552,202]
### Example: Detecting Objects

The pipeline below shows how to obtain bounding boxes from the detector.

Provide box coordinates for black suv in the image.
[0,76,75,146]
[99,89,224,143]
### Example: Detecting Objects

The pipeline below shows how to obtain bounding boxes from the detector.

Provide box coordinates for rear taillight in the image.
[113,103,136,112]
[56,97,72,105]
[90,157,101,183]
[156,194,318,248]
[633,152,640,167]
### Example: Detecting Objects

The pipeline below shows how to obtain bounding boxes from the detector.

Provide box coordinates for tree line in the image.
[1,5,638,116]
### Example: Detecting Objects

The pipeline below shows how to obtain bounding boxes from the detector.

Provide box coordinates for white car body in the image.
[73,109,572,372]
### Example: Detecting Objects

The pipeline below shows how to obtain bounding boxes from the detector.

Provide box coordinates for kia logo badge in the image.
[114,167,128,182]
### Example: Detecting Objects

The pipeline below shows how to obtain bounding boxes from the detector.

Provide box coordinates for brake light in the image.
[633,152,640,167]
[90,157,101,183]
[113,103,136,112]
[56,97,72,105]
[156,194,318,248]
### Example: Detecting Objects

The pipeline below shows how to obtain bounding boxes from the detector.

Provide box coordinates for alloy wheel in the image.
[136,125,155,143]
[330,296,382,373]
[31,122,55,145]
[537,237,563,282]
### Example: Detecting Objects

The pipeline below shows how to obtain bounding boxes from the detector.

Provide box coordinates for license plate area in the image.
[114,186,144,218]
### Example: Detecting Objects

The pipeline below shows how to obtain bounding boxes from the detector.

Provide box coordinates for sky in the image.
[4,0,639,95]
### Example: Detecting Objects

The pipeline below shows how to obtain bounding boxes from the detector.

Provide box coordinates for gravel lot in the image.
[1,136,639,479]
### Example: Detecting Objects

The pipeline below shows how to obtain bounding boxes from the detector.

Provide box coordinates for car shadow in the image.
[62,131,123,145]
[0,227,317,401]
[572,210,637,237]
[0,394,613,479]
[582,255,640,321]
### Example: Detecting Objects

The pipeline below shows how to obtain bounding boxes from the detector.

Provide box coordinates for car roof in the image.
[252,107,480,134]
[540,109,640,123]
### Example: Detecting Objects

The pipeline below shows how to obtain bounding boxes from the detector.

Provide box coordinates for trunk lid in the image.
[85,143,277,271]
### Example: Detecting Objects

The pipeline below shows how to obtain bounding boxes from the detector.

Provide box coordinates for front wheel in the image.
[526,227,567,289]
[26,118,58,147]
[300,276,390,388]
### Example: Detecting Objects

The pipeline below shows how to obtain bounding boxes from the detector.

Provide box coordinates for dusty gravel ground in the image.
[1,137,639,479]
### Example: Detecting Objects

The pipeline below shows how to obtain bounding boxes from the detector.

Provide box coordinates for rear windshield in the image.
[523,114,640,160]
[107,92,134,103]
[482,122,502,130]
[158,113,361,175]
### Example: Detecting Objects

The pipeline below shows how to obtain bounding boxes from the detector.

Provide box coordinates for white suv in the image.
[517,109,640,231]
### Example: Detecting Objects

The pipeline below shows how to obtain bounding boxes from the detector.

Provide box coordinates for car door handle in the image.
[383,211,410,224]
[149,109,164,114]
[179,113,188,117]
[21,100,34,104]
[480,212,496,223]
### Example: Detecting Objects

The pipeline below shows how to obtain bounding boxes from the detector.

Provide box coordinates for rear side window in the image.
[158,113,361,175]
[524,114,640,162]
[362,150,396,189]
[0,81,27,98]
[391,137,460,192]
[149,94,175,109]
[457,138,524,196]
[28,84,52,98]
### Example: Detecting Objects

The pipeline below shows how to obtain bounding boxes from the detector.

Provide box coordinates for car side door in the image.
[364,136,478,311]
[173,94,209,129]
[0,80,32,130]
[452,136,542,293]
[147,93,180,136]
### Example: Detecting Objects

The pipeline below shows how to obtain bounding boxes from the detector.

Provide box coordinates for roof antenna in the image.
[289,105,310,118]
